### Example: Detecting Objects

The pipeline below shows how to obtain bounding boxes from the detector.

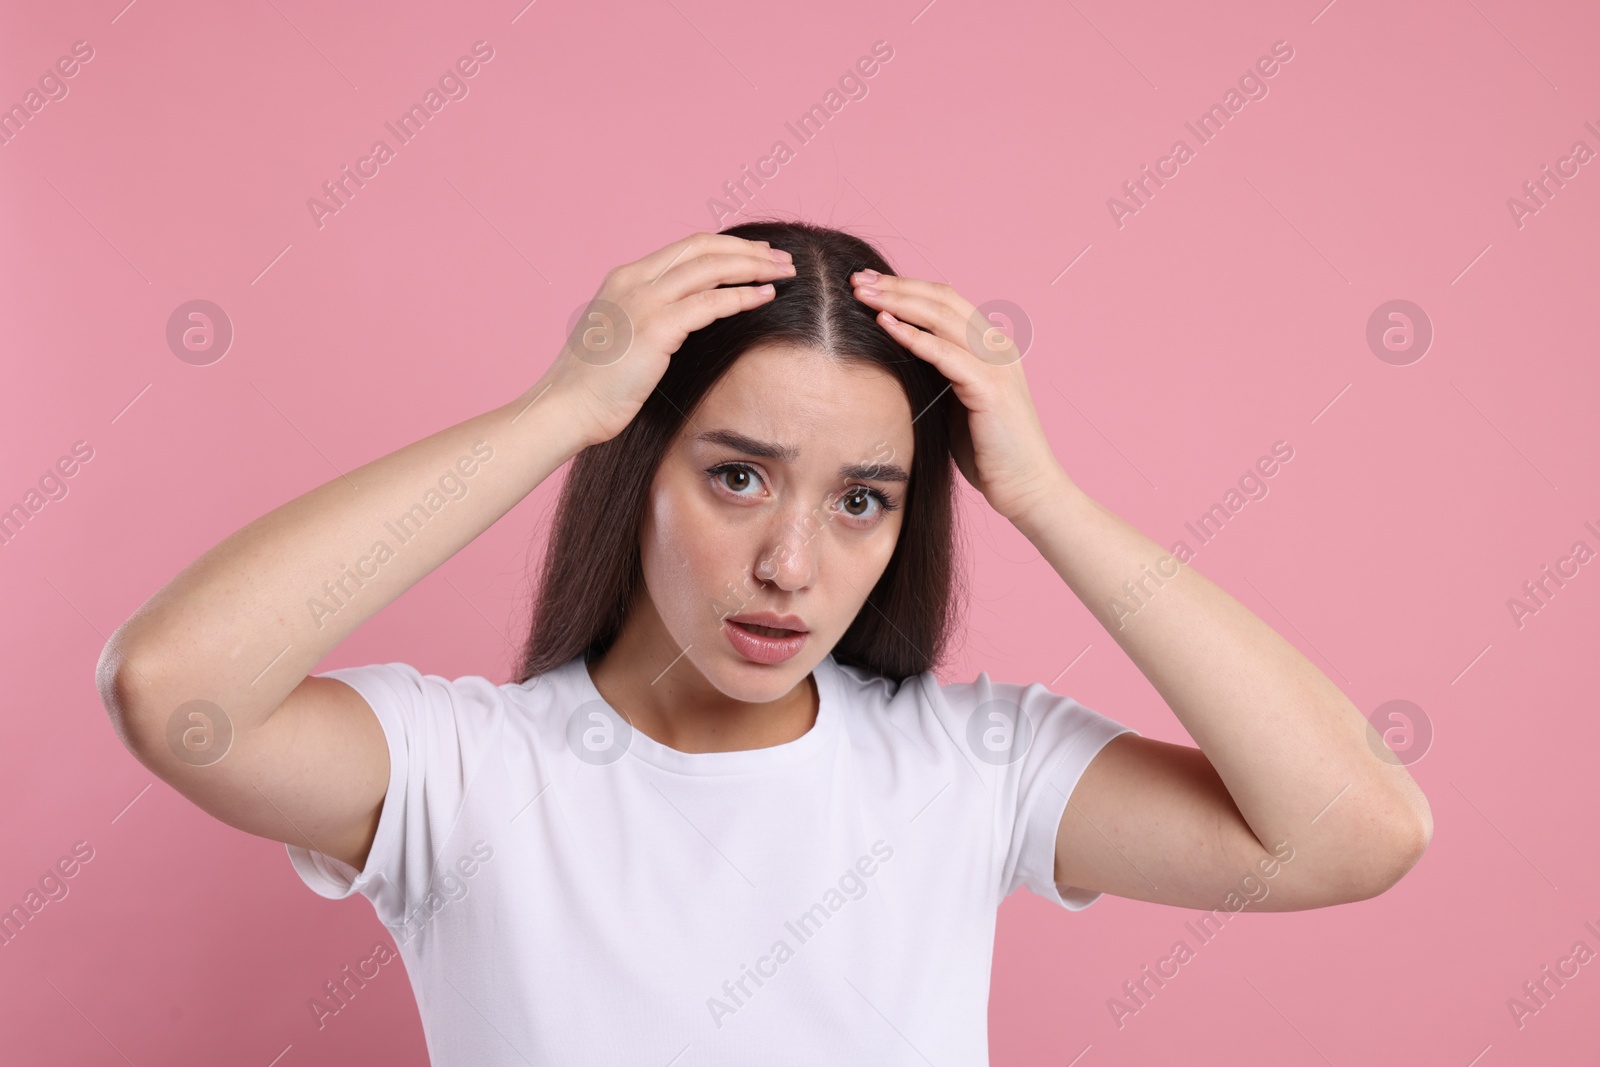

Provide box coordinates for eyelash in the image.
[705,462,900,522]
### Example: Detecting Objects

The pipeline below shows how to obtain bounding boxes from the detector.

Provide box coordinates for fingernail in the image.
[770,248,793,262]
[853,269,880,281]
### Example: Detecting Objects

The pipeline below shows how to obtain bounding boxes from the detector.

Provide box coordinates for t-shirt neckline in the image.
[570,651,843,776]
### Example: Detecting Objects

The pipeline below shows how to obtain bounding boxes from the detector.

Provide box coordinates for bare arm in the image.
[1015,477,1433,910]
[98,386,593,869]
[96,232,797,872]
[841,269,1431,911]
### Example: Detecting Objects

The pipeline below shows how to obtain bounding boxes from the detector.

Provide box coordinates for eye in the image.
[835,485,900,524]
[706,463,901,525]
[706,462,766,498]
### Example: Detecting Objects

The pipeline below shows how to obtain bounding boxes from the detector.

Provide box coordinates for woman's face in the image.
[637,343,917,703]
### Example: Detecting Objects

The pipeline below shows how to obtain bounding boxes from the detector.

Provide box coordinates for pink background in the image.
[3,0,1597,1063]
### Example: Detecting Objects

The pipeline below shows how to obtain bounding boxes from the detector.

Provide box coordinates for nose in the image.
[753,502,821,592]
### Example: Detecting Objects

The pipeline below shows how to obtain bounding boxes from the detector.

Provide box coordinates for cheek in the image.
[860,519,901,582]
[643,485,742,618]
[858,503,904,561]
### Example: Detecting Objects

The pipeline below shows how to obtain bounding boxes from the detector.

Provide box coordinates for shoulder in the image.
[827,656,1134,772]
[314,657,580,738]
[825,657,1026,752]
[828,656,1052,720]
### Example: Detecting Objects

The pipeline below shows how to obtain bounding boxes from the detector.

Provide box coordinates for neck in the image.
[587,615,818,755]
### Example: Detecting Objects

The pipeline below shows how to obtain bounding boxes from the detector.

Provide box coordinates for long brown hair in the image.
[515,218,966,684]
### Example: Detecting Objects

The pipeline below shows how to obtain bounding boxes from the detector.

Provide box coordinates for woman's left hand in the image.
[851,270,1066,524]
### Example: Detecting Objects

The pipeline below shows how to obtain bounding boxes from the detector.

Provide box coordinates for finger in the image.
[652,249,794,305]
[850,272,974,320]
[874,308,974,381]
[633,232,782,288]
[853,283,968,348]
[660,281,778,338]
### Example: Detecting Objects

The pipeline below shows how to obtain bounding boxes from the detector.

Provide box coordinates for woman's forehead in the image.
[695,344,914,449]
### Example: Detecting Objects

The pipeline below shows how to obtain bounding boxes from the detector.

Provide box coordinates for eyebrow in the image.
[693,428,910,484]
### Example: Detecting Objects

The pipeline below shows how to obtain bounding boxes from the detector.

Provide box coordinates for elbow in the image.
[1345,799,1433,903]
[1378,786,1433,892]
[95,634,165,757]
[96,635,132,730]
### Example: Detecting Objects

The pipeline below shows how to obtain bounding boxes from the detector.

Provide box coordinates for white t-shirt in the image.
[287,651,1137,1065]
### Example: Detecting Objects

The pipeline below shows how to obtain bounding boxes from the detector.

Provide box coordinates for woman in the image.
[97,220,1432,1064]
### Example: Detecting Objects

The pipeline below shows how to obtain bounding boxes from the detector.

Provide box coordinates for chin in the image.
[695,633,814,703]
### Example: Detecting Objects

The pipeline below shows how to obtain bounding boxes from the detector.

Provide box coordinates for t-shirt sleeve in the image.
[991,678,1139,911]
[284,661,473,929]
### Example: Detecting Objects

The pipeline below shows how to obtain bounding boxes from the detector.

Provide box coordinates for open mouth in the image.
[734,621,802,638]
[723,618,809,664]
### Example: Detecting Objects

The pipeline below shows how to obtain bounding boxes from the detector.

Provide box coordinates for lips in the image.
[723,613,809,665]
[738,622,795,637]
[726,612,808,636]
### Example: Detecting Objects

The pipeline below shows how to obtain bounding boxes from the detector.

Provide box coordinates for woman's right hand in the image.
[534,232,796,449]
